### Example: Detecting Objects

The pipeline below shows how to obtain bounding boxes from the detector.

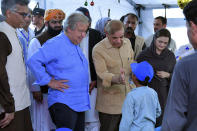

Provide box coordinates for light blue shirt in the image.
[119,86,161,131]
[17,28,35,66]
[27,32,90,112]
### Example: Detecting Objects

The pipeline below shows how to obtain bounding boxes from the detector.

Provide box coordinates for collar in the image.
[63,32,78,47]
[35,25,45,34]
[128,33,136,39]
[18,28,29,34]
[2,21,16,33]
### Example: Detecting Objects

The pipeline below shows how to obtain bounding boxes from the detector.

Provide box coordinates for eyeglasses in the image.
[12,11,31,18]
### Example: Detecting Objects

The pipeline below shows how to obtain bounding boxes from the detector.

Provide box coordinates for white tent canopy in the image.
[0,0,189,48]
[29,0,136,27]
[28,0,188,48]
[128,0,178,8]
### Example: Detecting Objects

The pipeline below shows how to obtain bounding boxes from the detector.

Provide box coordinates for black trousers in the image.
[99,112,122,131]
[49,103,85,131]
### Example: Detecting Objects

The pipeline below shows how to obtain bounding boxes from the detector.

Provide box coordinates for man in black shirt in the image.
[120,13,146,59]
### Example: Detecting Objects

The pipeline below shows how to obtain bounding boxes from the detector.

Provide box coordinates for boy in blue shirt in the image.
[119,61,161,131]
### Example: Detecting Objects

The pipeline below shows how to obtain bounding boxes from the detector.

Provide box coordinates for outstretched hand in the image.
[120,68,126,84]
[112,68,126,85]
[48,78,69,92]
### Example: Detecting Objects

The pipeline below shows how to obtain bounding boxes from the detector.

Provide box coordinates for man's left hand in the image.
[48,78,69,92]
[156,71,170,78]
[0,112,14,128]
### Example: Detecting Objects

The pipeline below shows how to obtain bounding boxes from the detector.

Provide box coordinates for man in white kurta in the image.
[0,1,32,130]
[76,7,103,131]
[80,32,100,131]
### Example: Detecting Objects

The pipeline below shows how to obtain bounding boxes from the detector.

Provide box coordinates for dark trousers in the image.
[99,112,122,131]
[49,103,85,131]
[0,107,33,131]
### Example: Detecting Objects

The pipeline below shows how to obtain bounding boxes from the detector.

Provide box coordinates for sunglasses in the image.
[13,11,31,18]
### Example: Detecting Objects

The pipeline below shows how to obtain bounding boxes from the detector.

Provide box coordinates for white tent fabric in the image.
[0,0,190,48]
[30,0,136,29]
[132,0,177,5]
[139,9,154,38]
[129,0,178,8]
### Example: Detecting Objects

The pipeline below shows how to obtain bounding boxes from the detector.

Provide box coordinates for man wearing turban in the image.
[27,9,65,131]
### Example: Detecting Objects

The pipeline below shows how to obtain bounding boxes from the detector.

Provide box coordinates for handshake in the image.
[112,68,125,85]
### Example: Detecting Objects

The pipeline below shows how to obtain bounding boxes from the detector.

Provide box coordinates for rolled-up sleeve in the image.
[92,48,114,88]
[27,41,56,86]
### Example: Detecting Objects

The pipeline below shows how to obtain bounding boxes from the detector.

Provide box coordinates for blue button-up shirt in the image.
[27,32,90,112]
[119,86,161,131]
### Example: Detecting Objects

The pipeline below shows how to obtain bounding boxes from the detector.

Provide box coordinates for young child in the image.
[119,61,161,131]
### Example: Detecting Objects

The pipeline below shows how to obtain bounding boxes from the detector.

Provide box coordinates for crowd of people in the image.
[1,0,197,131]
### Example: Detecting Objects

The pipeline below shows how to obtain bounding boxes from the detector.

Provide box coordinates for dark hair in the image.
[137,76,150,86]
[153,28,171,45]
[120,13,138,22]
[1,0,29,16]
[76,7,92,23]
[155,16,167,25]
[183,0,197,25]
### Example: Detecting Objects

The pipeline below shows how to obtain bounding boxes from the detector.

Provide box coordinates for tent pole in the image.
[136,4,145,36]
[162,4,170,19]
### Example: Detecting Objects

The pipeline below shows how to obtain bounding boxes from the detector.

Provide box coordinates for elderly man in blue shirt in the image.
[27,13,90,131]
